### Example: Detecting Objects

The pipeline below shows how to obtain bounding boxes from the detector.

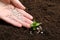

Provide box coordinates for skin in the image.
[0,0,26,9]
[0,0,33,28]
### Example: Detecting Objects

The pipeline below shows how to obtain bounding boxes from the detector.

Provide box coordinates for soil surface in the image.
[0,0,60,40]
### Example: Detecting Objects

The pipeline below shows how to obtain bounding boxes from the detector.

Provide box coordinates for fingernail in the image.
[21,6,26,10]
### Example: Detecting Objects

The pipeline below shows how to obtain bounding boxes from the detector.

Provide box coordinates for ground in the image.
[0,0,60,40]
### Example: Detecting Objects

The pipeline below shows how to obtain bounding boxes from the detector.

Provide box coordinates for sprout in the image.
[30,21,41,30]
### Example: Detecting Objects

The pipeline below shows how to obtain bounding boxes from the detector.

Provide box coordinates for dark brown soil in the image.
[0,0,60,40]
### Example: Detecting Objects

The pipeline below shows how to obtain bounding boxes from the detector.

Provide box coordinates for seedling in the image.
[31,20,42,30]
[30,20,43,34]
[29,21,49,36]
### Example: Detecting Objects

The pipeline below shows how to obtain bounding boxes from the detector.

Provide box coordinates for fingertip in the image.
[17,0,26,10]
[20,6,26,10]
[26,24,31,28]
[30,16,33,20]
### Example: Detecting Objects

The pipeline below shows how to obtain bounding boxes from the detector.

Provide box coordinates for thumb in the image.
[0,0,10,4]
[11,0,26,10]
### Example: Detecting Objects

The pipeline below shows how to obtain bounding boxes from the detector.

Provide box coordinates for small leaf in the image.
[31,21,37,27]
[30,20,41,30]
[35,23,40,26]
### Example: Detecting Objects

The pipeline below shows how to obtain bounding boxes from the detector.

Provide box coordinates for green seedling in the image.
[31,21,41,30]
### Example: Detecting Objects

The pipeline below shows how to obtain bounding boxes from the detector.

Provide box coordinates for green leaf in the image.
[30,20,41,30]
[35,23,40,26]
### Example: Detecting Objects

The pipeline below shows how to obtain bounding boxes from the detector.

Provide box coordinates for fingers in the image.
[16,8,33,20]
[12,8,33,28]
[1,15,22,27]
[11,0,26,10]
[11,9,33,28]
[13,15,32,28]
[23,16,33,24]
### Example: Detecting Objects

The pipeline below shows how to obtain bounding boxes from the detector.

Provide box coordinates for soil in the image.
[0,0,60,40]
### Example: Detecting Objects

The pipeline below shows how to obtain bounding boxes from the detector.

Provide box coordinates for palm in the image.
[0,3,33,28]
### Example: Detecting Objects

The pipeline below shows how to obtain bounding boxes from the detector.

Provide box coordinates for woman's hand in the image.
[0,5,33,28]
[0,0,26,10]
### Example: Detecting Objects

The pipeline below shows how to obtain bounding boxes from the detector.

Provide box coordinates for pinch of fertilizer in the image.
[37,27,41,34]
[41,31,43,34]
[37,30,40,34]
[8,7,25,22]
[6,5,25,21]
[37,27,40,30]
[37,26,43,34]
[39,26,42,30]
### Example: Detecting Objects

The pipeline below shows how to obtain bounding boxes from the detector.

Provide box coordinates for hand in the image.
[0,5,33,28]
[0,0,26,10]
